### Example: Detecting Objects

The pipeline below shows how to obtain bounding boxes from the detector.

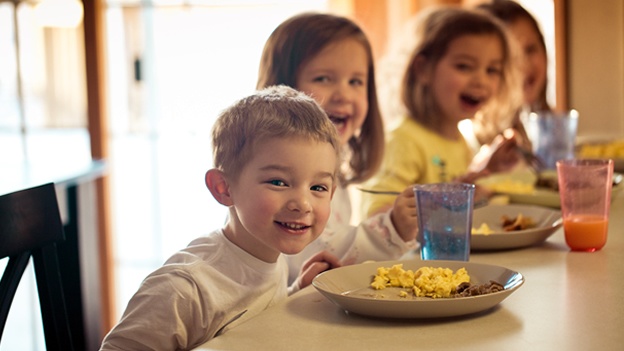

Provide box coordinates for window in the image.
[0,2,87,349]
[0,0,90,167]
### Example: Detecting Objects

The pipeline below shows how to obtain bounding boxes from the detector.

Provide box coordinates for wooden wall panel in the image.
[82,0,115,336]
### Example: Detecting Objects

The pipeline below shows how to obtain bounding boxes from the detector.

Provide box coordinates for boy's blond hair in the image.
[211,85,340,181]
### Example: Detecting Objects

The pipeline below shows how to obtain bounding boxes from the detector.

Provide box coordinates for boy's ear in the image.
[205,169,234,206]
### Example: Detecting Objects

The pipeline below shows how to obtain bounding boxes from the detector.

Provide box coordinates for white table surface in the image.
[197,192,624,351]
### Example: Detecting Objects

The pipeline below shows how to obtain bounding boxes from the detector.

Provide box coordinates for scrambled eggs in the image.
[472,214,535,235]
[578,140,624,158]
[485,179,534,194]
[370,264,470,298]
[472,223,494,235]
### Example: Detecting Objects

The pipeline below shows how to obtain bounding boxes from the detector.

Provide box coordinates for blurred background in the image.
[0,0,622,350]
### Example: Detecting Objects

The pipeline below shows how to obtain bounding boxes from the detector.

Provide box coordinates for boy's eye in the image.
[311,184,329,192]
[268,179,287,187]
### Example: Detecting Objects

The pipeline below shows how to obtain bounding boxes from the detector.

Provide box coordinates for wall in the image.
[568,0,624,140]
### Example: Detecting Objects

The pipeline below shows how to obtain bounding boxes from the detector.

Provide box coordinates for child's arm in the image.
[469,129,522,174]
[485,133,521,173]
[100,271,215,350]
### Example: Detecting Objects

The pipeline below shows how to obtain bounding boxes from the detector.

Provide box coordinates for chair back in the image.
[0,183,75,350]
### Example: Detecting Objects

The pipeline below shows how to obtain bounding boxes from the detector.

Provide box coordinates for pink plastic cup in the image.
[556,159,614,252]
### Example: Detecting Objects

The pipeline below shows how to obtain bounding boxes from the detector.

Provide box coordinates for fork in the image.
[516,147,546,174]
[357,188,490,208]
[357,188,402,196]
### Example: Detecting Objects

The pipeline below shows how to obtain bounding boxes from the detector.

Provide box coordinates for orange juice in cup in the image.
[557,159,613,252]
[562,214,608,252]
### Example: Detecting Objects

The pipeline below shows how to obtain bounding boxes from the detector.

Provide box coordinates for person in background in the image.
[100,85,342,350]
[257,12,418,286]
[473,0,551,146]
[480,0,550,112]
[362,6,524,219]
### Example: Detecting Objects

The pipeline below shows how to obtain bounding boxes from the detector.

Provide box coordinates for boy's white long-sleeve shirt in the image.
[285,185,417,284]
[100,230,288,351]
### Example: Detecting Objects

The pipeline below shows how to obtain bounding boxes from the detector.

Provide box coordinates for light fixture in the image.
[34,0,84,28]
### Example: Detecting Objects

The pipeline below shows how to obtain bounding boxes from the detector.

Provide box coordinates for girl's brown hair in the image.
[478,0,550,112]
[257,12,384,185]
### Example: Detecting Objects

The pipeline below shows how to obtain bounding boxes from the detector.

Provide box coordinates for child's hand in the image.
[389,186,418,243]
[295,251,341,289]
[486,129,521,173]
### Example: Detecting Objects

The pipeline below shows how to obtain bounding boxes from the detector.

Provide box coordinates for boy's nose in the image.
[287,193,312,213]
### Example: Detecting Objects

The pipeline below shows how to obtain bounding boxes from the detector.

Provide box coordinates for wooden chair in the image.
[0,183,75,350]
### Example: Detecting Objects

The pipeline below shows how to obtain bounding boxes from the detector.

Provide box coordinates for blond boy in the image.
[100,85,341,350]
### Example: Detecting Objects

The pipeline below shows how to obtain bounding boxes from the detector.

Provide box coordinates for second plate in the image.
[471,204,562,251]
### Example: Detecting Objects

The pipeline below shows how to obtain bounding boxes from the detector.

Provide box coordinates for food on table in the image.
[472,213,536,235]
[577,139,624,159]
[535,175,559,191]
[488,195,510,205]
[370,264,504,299]
[536,173,621,190]
[472,223,494,235]
[485,179,535,194]
[501,214,536,231]
[455,280,504,297]
[371,264,469,298]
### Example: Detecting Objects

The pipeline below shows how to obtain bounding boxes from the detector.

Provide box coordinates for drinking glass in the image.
[414,183,475,261]
[557,159,614,251]
[522,109,579,169]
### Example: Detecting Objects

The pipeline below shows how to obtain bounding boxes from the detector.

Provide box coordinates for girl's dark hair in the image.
[257,12,384,185]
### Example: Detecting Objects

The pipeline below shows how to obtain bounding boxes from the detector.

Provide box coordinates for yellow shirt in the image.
[361,117,473,217]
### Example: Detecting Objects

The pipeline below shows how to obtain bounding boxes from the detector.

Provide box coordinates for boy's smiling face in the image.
[224,136,337,263]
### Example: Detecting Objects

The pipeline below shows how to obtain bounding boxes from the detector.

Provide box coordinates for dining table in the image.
[196,191,624,351]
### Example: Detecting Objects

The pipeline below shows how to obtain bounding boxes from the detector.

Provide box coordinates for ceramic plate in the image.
[477,169,623,208]
[575,138,624,172]
[471,204,562,251]
[312,260,524,319]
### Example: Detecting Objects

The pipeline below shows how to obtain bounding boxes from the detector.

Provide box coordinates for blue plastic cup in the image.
[414,183,475,261]
[521,109,579,169]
